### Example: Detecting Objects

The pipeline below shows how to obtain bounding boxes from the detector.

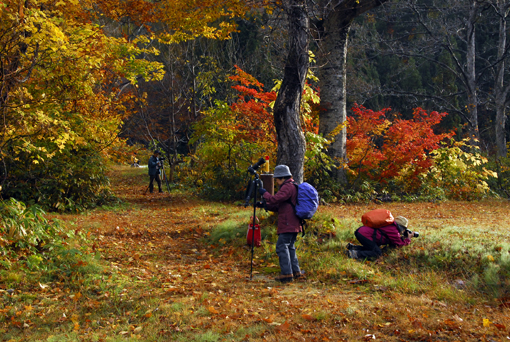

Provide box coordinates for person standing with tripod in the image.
[258,165,305,283]
[148,150,163,193]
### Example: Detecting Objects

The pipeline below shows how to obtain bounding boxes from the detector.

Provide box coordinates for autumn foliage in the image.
[229,65,278,144]
[0,0,164,210]
[346,104,455,190]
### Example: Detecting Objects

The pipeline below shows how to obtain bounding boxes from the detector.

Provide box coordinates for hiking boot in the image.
[346,243,355,250]
[345,249,359,259]
[275,274,294,283]
[293,271,306,279]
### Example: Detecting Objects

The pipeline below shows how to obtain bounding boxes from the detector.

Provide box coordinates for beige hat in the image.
[394,216,408,228]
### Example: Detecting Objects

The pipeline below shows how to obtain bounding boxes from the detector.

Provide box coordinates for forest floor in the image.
[2,165,510,341]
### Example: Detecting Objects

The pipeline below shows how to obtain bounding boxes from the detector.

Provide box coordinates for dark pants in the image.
[149,174,162,193]
[276,233,301,276]
[353,229,383,260]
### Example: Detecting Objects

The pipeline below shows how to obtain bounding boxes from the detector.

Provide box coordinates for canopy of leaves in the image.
[0,0,164,210]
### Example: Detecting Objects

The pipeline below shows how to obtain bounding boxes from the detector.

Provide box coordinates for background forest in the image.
[1,0,510,210]
[2,2,510,340]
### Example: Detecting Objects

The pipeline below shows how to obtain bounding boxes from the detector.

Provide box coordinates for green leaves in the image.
[0,198,62,253]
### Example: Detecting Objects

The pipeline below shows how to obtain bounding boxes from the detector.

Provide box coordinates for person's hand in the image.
[258,188,267,195]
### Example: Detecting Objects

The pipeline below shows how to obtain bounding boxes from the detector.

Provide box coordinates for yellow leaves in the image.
[483,318,492,327]
[327,121,349,139]
[487,255,495,262]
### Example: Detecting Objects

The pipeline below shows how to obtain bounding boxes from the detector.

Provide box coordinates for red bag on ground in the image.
[361,209,394,228]
[246,216,261,247]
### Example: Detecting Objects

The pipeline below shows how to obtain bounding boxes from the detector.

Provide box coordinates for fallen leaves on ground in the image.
[1,166,509,341]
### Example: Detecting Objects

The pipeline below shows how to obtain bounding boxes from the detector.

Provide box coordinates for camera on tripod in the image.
[248,157,266,175]
[243,158,266,207]
[405,229,419,238]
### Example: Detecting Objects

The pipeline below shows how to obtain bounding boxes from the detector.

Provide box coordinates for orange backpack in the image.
[361,209,394,228]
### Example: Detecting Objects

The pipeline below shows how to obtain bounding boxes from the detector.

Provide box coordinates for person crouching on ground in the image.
[148,150,163,193]
[346,216,412,260]
[258,165,305,283]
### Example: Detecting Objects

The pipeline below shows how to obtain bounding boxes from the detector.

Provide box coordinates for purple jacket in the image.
[262,179,302,234]
[357,223,411,247]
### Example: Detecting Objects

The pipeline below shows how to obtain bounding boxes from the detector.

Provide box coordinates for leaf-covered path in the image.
[75,166,509,341]
[3,166,509,341]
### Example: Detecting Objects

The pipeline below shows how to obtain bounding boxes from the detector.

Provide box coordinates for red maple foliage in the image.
[229,65,277,143]
[347,104,455,188]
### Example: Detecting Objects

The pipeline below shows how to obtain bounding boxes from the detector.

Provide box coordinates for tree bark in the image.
[317,0,388,183]
[465,1,480,145]
[318,17,351,184]
[494,0,509,157]
[273,0,309,183]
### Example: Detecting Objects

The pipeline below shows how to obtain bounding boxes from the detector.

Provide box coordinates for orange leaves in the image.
[493,323,507,331]
[229,65,277,145]
[93,0,157,25]
[275,320,291,331]
[301,314,315,321]
[262,314,276,323]
[230,65,265,90]
[207,306,219,314]
[346,103,455,189]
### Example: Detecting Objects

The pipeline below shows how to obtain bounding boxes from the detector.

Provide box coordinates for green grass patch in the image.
[202,205,510,300]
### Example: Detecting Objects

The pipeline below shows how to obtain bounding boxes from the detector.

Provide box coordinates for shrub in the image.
[346,104,454,191]
[1,147,116,211]
[0,198,97,283]
[0,198,63,254]
[417,139,498,200]
[485,156,510,198]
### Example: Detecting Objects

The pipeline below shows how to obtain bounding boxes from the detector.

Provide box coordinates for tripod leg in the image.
[161,166,171,193]
[249,180,259,280]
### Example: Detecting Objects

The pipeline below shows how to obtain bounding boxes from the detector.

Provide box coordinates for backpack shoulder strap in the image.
[372,228,393,246]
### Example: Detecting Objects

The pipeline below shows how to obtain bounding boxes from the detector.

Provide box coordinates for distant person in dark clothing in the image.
[148,150,163,193]
[346,216,413,260]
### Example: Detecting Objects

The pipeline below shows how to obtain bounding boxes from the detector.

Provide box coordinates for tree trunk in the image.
[317,0,388,183]
[318,18,351,183]
[465,1,480,145]
[494,0,509,158]
[273,0,309,184]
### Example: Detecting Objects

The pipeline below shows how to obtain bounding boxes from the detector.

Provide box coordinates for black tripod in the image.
[159,159,171,193]
[244,158,266,280]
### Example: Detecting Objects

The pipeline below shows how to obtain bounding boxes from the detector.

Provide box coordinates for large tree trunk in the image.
[465,1,480,145]
[317,0,388,183]
[273,0,309,183]
[494,0,509,158]
[318,17,351,184]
